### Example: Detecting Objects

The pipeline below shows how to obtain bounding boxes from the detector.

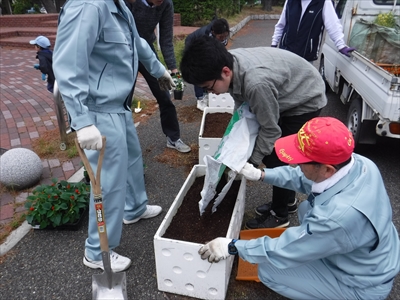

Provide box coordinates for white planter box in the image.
[154,165,246,300]
[208,92,234,108]
[198,107,233,164]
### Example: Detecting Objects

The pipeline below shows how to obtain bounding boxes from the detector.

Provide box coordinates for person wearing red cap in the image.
[198,117,400,299]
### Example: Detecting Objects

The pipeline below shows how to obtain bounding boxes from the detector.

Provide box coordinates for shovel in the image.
[75,137,128,300]
[134,101,142,113]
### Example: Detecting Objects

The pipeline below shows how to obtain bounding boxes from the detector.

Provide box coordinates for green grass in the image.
[155,36,186,70]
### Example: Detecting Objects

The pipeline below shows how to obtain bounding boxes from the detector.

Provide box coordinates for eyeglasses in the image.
[204,78,217,92]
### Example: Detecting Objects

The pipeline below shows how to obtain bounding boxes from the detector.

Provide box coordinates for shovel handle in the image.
[75,137,109,252]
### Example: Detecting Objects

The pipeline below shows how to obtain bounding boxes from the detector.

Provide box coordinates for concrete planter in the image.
[154,165,246,300]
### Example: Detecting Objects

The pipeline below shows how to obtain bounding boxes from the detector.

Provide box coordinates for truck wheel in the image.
[346,99,362,144]
[318,57,330,92]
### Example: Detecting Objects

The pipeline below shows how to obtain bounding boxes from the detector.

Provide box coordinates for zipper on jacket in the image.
[302,7,323,58]
[97,63,108,90]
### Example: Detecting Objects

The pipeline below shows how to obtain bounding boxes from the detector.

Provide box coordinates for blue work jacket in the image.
[53,0,165,131]
[236,154,400,288]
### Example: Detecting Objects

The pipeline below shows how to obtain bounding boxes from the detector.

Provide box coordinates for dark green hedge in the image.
[173,0,246,26]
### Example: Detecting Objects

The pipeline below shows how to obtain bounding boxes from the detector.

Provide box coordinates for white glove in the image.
[198,237,231,263]
[239,163,262,181]
[76,125,102,150]
[158,70,176,91]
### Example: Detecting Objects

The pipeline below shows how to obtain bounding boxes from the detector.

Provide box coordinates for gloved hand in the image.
[76,125,102,150]
[339,46,356,57]
[158,70,176,91]
[33,64,39,69]
[41,73,46,81]
[198,237,231,263]
[239,162,262,181]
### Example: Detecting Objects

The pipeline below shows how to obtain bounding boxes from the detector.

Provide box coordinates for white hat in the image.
[29,36,51,48]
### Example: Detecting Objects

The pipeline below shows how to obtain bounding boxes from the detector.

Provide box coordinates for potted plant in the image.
[24,178,90,229]
[172,72,184,100]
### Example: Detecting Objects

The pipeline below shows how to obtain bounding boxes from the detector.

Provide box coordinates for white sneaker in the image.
[123,205,162,225]
[83,250,131,272]
[167,138,191,153]
[196,98,208,111]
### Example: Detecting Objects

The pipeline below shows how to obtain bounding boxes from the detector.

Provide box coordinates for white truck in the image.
[319,0,400,144]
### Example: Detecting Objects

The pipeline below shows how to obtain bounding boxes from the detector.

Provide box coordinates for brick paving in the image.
[0,26,197,236]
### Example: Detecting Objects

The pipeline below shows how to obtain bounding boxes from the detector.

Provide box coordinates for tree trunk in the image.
[1,0,13,15]
[262,0,273,11]
[55,0,63,12]
[41,0,57,13]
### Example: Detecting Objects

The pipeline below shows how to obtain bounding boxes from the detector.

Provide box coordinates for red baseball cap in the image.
[275,117,354,165]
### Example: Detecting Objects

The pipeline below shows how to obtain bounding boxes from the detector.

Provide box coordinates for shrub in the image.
[25,178,90,229]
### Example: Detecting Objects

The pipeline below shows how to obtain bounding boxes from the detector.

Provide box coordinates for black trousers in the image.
[132,51,180,141]
[261,109,322,218]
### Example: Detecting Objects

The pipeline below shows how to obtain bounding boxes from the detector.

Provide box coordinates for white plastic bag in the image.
[198,103,259,215]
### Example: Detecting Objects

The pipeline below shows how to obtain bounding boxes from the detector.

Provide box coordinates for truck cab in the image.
[320,0,400,144]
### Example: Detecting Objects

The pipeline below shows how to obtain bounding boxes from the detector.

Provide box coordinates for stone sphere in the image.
[0,148,43,190]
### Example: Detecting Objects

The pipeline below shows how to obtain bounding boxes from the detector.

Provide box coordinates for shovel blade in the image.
[92,272,128,300]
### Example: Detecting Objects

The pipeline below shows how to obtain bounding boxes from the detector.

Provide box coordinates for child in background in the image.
[30,35,55,93]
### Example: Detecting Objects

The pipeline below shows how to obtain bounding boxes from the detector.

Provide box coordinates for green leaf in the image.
[76,203,86,209]
[26,215,34,224]
[53,214,62,226]
[62,214,70,224]
[60,203,68,210]
[40,219,49,229]
[43,202,52,210]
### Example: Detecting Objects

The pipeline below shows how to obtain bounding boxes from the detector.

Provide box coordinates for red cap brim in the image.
[274,134,313,164]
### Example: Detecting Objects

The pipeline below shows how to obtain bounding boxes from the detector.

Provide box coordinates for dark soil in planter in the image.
[162,175,240,244]
[202,113,232,137]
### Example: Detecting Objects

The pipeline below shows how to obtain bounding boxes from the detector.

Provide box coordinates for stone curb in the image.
[0,168,85,256]
[230,14,279,37]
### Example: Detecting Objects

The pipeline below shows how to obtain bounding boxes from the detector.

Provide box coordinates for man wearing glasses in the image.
[180,35,327,229]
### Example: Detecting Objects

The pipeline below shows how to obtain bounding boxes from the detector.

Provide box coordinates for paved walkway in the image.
[0,48,167,237]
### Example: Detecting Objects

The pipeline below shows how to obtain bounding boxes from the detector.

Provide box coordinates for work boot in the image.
[83,250,131,272]
[255,198,298,216]
[167,137,191,153]
[245,210,289,229]
[123,205,162,224]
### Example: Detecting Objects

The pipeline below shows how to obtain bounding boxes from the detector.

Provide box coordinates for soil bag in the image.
[349,18,400,65]
[199,102,259,215]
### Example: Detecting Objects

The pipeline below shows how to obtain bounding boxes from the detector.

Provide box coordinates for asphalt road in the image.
[0,19,399,300]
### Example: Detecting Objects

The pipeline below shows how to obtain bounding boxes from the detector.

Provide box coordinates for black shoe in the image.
[255,198,298,216]
[245,210,289,229]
